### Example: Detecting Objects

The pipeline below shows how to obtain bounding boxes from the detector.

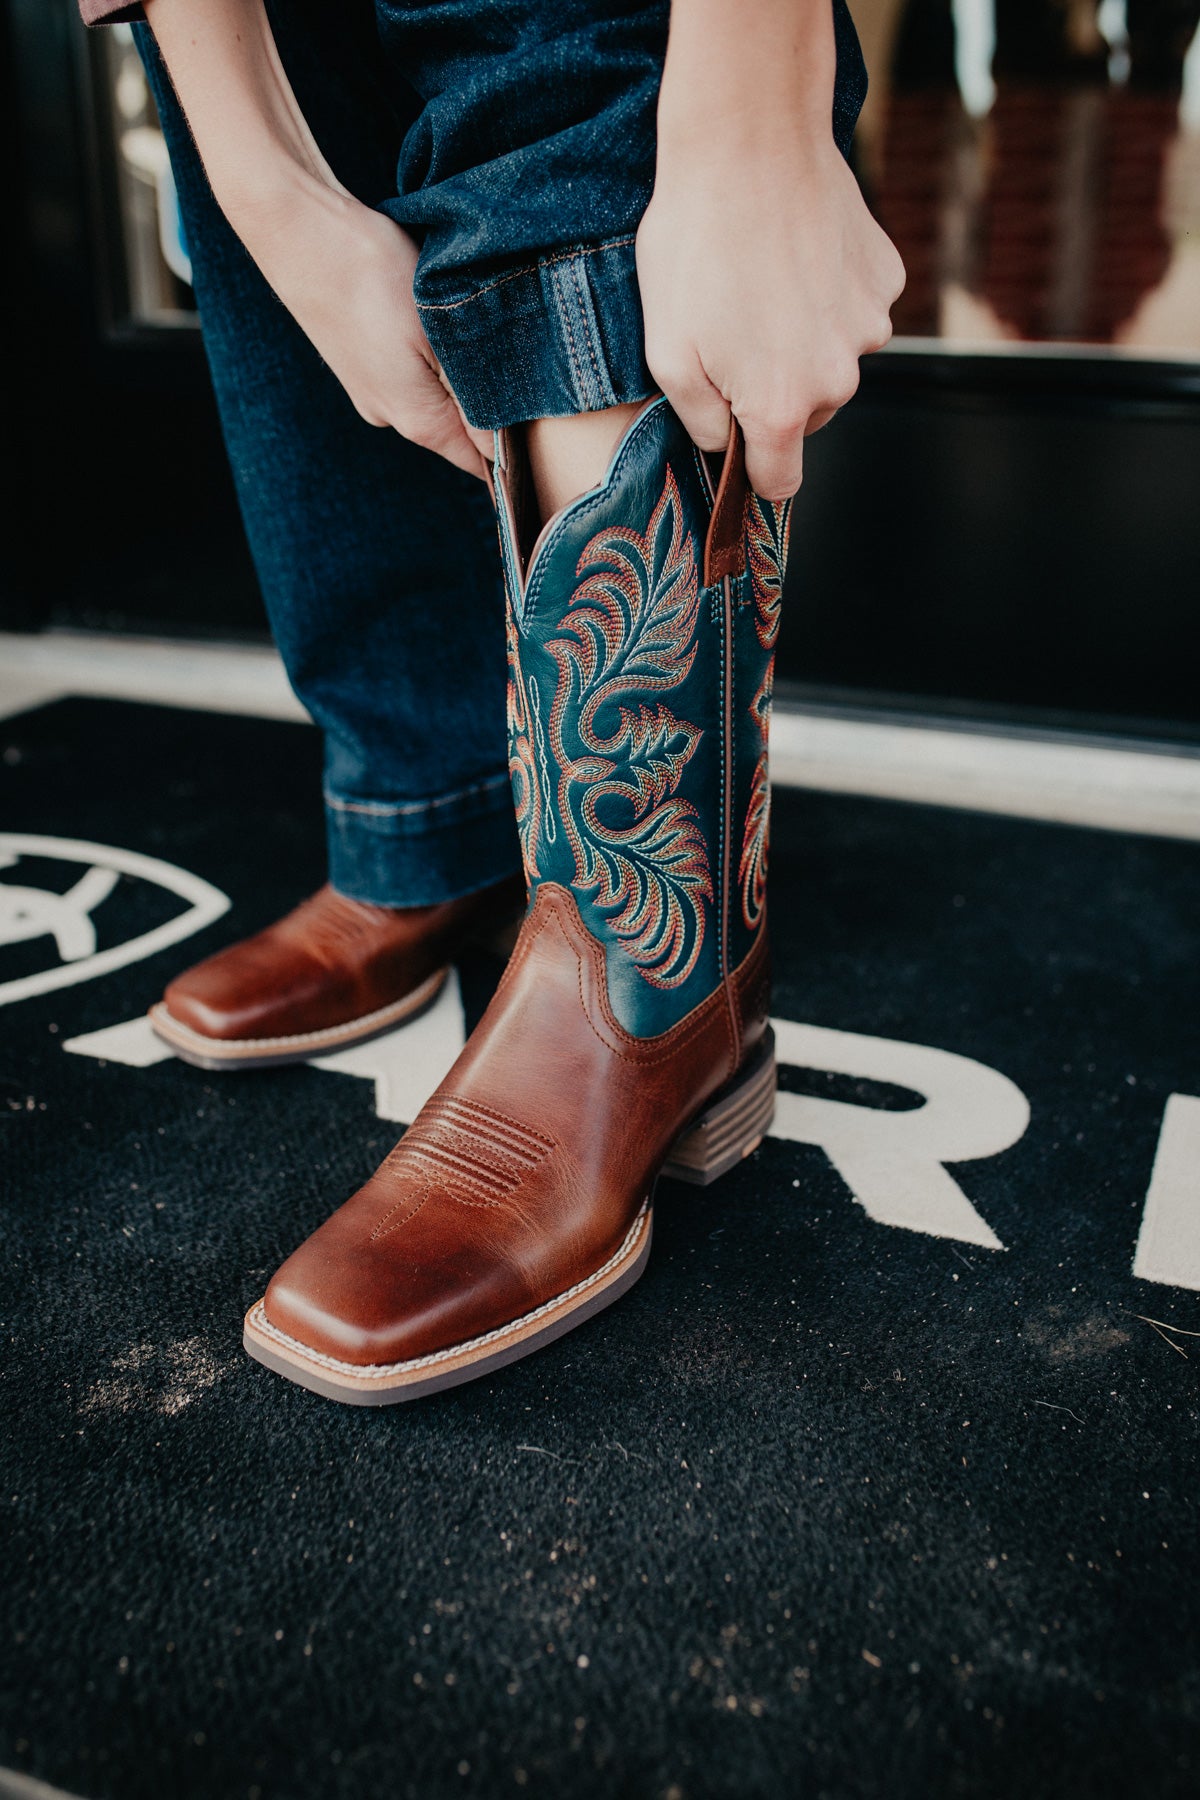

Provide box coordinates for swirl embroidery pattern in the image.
[545,468,712,989]
[739,495,791,930]
[506,605,542,883]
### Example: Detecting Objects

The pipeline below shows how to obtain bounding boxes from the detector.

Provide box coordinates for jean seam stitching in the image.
[565,262,597,407]
[549,262,587,407]
[416,236,636,314]
[323,772,511,820]
[571,257,614,410]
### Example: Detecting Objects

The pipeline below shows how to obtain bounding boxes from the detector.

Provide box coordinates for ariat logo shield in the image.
[0,834,229,1008]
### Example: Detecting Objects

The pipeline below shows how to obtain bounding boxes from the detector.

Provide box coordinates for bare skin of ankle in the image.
[525,401,645,525]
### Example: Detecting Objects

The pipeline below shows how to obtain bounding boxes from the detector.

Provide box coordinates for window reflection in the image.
[856,0,1200,354]
[90,4,1200,356]
[100,24,195,327]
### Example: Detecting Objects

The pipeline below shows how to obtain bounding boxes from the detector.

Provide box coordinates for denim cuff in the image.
[417,236,656,430]
[325,772,522,907]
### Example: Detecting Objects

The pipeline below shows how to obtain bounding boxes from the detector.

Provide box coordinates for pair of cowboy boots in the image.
[168,398,791,1403]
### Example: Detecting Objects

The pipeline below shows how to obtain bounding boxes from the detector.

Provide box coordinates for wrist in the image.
[218,155,351,260]
[145,0,352,250]
[655,0,837,158]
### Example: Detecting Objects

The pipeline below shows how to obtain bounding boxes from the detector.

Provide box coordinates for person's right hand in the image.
[237,186,491,479]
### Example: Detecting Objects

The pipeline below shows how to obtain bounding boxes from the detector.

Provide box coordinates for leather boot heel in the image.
[661,1027,777,1187]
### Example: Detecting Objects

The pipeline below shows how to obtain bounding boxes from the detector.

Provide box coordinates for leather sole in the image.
[147,968,448,1071]
[241,1031,777,1404]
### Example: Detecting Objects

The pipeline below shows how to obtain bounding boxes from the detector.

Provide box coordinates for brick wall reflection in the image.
[863,0,1200,352]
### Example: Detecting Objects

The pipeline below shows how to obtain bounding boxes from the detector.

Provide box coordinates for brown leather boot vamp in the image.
[149,875,524,1070]
[243,884,774,1402]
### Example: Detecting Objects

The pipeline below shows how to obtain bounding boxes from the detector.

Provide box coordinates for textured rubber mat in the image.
[2,697,1198,1800]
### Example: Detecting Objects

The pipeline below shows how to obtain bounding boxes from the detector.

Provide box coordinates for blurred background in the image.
[4,0,1200,742]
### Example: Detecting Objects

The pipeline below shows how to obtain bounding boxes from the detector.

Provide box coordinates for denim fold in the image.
[135,0,867,898]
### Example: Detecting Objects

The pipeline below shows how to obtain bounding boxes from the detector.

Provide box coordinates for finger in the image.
[742,419,805,502]
[419,413,490,481]
[804,405,840,437]
[400,401,489,480]
[645,344,731,452]
[395,360,489,480]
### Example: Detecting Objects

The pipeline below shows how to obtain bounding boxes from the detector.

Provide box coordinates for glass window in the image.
[96,23,195,328]
[856,0,1200,356]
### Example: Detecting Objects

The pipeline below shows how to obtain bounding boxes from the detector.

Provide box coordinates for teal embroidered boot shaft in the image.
[501,397,789,1036]
[244,398,787,1403]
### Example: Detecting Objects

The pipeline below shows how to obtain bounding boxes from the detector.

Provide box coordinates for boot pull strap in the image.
[703,416,749,588]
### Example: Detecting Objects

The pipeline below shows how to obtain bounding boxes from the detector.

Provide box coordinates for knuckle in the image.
[826,359,861,407]
[867,314,895,354]
[744,410,801,448]
[644,347,697,399]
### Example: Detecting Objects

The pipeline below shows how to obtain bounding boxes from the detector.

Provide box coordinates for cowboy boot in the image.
[149,877,524,1070]
[243,397,789,1402]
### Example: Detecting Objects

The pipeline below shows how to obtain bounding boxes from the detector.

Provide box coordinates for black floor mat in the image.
[2,696,1198,1800]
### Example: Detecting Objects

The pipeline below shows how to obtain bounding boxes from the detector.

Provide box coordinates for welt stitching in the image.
[158,976,442,1050]
[249,1204,650,1379]
[417,236,637,314]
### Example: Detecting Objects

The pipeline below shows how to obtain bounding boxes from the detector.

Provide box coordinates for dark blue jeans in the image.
[137,0,865,904]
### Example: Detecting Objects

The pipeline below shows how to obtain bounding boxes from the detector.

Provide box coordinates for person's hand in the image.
[237,185,492,479]
[143,0,490,479]
[637,132,904,501]
[636,0,905,502]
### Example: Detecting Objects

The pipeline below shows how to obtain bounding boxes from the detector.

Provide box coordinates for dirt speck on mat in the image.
[81,1336,230,1419]
[1024,1307,1130,1363]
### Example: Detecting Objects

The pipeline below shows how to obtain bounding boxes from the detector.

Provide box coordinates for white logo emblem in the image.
[0,833,229,1008]
[7,834,1182,1298]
